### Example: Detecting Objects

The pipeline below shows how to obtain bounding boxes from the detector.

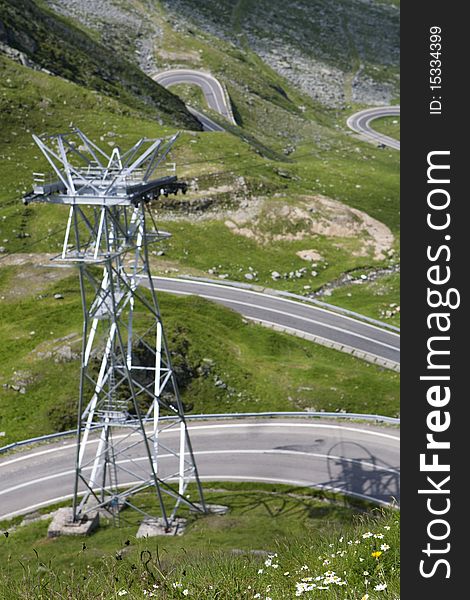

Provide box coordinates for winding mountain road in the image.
[153,277,400,370]
[347,106,400,150]
[153,68,400,151]
[0,418,399,520]
[152,68,235,131]
[149,75,401,365]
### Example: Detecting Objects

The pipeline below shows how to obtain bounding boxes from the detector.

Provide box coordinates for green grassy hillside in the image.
[0,483,399,599]
[0,0,200,129]
[0,10,400,596]
[0,262,399,445]
[1,0,400,303]
[0,42,399,307]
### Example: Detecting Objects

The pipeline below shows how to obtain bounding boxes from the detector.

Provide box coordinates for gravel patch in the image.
[46,0,162,74]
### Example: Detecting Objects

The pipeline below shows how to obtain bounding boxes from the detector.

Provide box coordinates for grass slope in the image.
[0,49,400,302]
[0,54,182,256]
[0,1,399,444]
[369,116,400,141]
[325,272,400,327]
[0,483,399,599]
[1,2,400,300]
[0,262,399,445]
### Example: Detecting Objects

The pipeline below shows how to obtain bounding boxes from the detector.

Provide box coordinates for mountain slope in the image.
[0,0,400,323]
[161,0,400,107]
[0,0,201,129]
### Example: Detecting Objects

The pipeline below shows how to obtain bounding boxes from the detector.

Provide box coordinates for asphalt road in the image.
[346,106,400,150]
[0,418,399,520]
[152,69,235,131]
[186,106,225,132]
[153,277,400,369]
[154,69,400,152]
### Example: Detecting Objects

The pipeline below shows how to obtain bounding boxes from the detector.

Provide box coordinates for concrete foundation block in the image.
[190,503,230,515]
[47,507,99,538]
[136,517,187,538]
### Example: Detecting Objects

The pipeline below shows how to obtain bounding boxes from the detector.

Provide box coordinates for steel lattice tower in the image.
[24,129,206,528]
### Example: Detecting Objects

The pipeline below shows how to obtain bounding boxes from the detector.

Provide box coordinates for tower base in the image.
[136,516,187,538]
[47,507,99,537]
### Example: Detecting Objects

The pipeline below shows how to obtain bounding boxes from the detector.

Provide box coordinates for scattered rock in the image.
[214,378,227,389]
[380,304,400,319]
[296,249,323,262]
[159,0,397,108]
[312,264,400,298]
[274,168,293,179]
[54,345,79,363]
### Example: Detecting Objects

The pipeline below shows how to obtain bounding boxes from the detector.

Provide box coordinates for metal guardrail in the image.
[0,411,399,455]
[175,275,400,333]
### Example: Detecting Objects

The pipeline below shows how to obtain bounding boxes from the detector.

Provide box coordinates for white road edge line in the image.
[0,422,400,468]
[153,277,401,340]
[0,448,399,497]
[154,288,399,353]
